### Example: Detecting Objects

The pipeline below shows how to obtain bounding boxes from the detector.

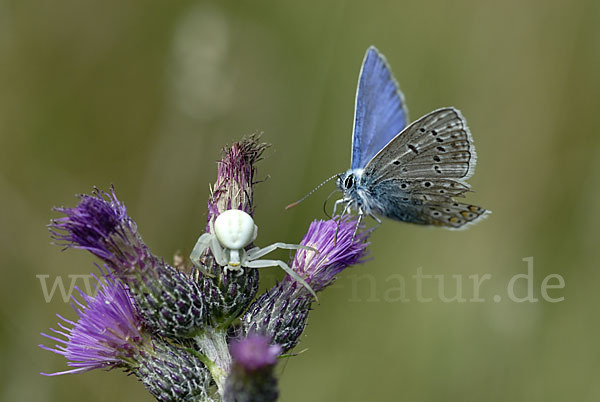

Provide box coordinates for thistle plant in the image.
[40,134,371,401]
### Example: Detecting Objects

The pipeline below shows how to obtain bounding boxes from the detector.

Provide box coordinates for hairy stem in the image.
[194,327,232,397]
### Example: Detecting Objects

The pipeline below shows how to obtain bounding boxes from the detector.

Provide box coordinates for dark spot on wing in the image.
[408,144,418,154]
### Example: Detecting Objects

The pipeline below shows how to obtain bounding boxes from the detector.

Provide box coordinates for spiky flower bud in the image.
[137,340,214,401]
[224,335,281,402]
[208,133,269,221]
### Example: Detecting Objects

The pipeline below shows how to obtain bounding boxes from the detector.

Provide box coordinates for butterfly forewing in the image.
[364,107,476,182]
[351,46,409,170]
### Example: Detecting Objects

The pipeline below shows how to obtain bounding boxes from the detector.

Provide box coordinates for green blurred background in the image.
[1,0,599,401]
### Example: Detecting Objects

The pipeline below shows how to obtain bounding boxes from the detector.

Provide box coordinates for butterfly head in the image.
[337,169,364,192]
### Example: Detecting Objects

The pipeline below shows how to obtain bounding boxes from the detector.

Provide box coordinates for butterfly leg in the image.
[331,198,347,218]
[369,212,382,225]
[353,207,367,238]
[367,211,382,232]
[334,200,353,245]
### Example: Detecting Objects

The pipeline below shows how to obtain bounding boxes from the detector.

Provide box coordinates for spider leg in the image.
[190,233,211,265]
[210,235,229,267]
[246,242,317,260]
[244,259,318,302]
[224,265,244,276]
[189,233,216,277]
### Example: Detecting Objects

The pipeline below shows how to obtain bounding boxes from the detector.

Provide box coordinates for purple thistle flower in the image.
[229,334,281,372]
[50,187,207,338]
[50,186,148,275]
[242,217,371,352]
[291,217,371,291]
[40,272,214,400]
[40,274,146,375]
[224,335,281,402]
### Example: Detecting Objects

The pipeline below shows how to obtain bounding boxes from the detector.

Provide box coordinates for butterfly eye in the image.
[344,175,355,189]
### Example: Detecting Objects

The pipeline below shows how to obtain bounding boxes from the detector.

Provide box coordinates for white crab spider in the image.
[190,209,318,300]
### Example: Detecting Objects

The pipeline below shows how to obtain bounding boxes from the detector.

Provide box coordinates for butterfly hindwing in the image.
[422,202,488,228]
[351,46,409,170]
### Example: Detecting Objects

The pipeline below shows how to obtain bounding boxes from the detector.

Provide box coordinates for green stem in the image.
[194,327,232,397]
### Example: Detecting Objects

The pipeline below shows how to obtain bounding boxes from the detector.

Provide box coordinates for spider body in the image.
[190,209,317,300]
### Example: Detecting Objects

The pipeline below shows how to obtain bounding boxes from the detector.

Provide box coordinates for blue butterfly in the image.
[290,46,488,229]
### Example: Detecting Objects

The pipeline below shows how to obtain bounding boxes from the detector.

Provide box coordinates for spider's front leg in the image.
[190,233,211,266]
[244,259,318,302]
[210,235,230,268]
[189,233,216,277]
[246,242,317,261]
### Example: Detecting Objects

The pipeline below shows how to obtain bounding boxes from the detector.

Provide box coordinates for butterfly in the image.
[289,46,489,230]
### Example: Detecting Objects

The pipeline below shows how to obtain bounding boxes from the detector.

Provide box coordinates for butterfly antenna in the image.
[285,173,341,210]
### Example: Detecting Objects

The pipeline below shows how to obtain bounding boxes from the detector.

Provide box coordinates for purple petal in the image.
[230,334,281,372]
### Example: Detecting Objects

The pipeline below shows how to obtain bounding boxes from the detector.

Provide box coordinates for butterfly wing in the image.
[351,46,409,170]
[369,178,488,228]
[362,107,488,228]
[364,107,476,182]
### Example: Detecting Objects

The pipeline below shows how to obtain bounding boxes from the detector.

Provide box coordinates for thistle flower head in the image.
[50,187,146,275]
[229,334,281,372]
[224,335,281,402]
[40,273,146,375]
[291,217,371,291]
[50,188,208,338]
[208,133,269,222]
[242,218,371,353]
